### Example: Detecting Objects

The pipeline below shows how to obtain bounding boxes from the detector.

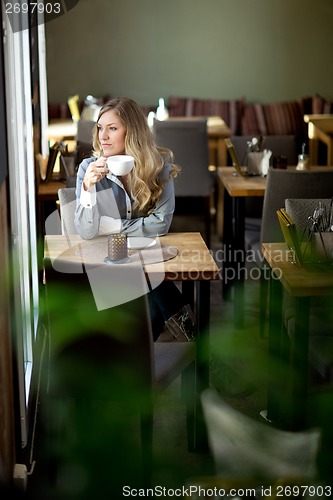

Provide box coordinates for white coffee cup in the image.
[106,155,134,176]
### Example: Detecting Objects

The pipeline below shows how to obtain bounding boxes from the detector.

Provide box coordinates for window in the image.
[2,2,48,447]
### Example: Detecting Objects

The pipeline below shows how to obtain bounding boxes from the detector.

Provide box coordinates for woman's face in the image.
[97,109,127,157]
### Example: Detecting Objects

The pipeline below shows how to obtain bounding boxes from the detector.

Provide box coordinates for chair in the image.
[285,198,331,241]
[230,135,299,250]
[261,170,333,245]
[75,118,95,166]
[153,118,212,247]
[284,198,333,383]
[42,257,197,492]
[58,187,77,235]
[56,187,197,390]
[67,95,80,122]
[201,389,320,481]
[42,261,154,492]
[231,135,299,167]
[258,169,333,336]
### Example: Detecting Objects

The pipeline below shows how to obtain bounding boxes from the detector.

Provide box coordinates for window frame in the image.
[2,1,48,448]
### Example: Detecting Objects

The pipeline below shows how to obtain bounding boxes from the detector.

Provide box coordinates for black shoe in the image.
[165,305,196,342]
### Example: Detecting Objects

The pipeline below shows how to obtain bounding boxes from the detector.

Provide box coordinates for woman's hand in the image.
[83,157,109,190]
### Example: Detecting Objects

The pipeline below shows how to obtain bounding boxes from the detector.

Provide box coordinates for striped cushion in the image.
[241,100,306,138]
[168,96,244,135]
[168,96,188,117]
[241,103,267,136]
[168,95,333,139]
[312,94,333,114]
[262,100,305,136]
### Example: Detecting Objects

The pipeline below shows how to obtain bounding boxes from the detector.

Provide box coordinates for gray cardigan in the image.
[75,157,175,239]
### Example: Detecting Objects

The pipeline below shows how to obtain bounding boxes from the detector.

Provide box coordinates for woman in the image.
[75,96,195,341]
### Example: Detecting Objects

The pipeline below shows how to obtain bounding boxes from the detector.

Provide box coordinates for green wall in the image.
[45,0,333,107]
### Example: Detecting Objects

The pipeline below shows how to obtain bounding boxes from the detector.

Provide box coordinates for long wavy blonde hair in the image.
[92,97,180,215]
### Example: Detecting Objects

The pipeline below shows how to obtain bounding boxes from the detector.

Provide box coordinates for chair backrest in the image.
[153,118,210,197]
[58,187,77,235]
[44,259,153,374]
[201,389,320,480]
[76,119,95,164]
[43,259,154,489]
[230,135,299,166]
[285,198,331,240]
[261,169,333,243]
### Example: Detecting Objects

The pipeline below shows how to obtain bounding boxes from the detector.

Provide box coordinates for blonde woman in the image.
[75,97,195,341]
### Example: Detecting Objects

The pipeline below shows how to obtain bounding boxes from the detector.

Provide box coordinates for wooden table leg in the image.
[233,197,245,329]
[216,169,225,241]
[194,280,210,451]
[309,138,319,166]
[266,271,285,425]
[289,296,310,430]
[327,138,333,166]
[222,190,233,300]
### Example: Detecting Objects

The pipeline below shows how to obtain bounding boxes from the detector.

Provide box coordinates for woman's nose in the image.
[100,129,109,140]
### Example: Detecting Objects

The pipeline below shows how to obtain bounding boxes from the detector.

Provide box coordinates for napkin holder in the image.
[247,150,272,176]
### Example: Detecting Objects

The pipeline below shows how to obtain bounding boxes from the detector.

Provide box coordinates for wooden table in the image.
[217,166,333,310]
[304,114,333,166]
[44,231,220,448]
[37,178,66,236]
[38,178,66,201]
[217,166,266,243]
[44,232,219,282]
[46,119,77,142]
[262,242,333,430]
[217,167,266,325]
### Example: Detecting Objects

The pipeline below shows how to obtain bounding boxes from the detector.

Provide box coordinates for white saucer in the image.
[104,256,131,265]
[127,237,156,250]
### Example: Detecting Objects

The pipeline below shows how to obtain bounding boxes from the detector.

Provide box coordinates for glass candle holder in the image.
[296,154,310,170]
[108,233,128,261]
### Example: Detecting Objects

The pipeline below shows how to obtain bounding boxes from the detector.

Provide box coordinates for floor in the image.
[26,210,271,499]
[150,212,269,488]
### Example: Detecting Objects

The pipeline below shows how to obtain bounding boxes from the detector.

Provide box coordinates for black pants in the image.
[148,281,186,340]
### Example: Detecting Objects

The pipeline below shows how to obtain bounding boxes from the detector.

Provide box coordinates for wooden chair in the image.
[42,257,197,493]
[43,191,199,491]
[284,198,333,383]
[259,169,333,336]
[58,187,77,235]
[195,389,324,500]
[153,118,212,247]
[56,186,197,387]
[230,135,299,251]
[75,119,95,165]
[201,389,320,483]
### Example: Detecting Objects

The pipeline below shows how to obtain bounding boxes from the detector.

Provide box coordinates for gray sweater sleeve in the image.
[74,158,175,239]
[74,158,101,239]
